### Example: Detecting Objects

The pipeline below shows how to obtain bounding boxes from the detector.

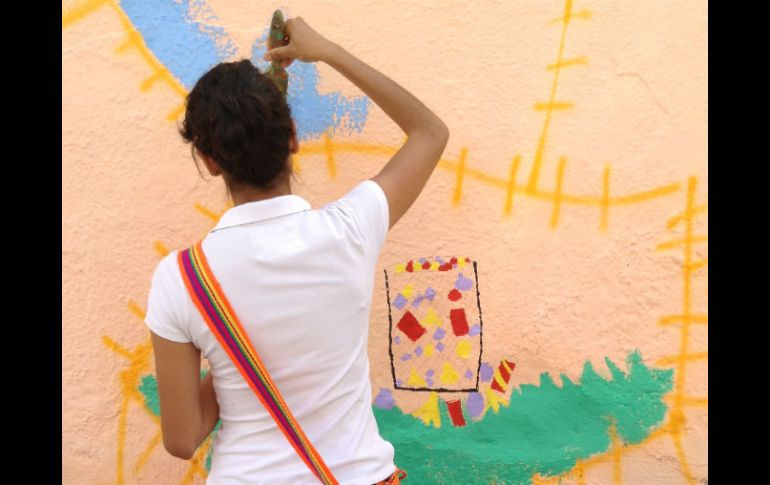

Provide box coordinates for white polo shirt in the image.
[145,179,396,485]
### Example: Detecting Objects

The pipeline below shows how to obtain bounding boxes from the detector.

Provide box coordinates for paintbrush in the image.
[264,10,289,97]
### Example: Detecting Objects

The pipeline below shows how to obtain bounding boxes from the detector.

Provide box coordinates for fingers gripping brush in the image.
[264,10,289,97]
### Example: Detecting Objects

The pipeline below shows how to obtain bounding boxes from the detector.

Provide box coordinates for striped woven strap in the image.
[178,241,338,485]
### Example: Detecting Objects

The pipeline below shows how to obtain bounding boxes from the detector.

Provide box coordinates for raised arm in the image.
[264,17,449,231]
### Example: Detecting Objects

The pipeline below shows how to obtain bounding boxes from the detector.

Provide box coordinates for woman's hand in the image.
[263,17,338,68]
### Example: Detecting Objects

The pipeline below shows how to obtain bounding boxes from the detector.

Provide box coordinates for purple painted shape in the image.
[436,342,445,352]
[464,369,473,380]
[411,294,424,308]
[373,388,395,409]
[419,258,426,263]
[400,353,412,361]
[469,324,481,336]
[455,272,474,291]
[479,362,494,382]
[467,392,484,418]
[394,336,401,344]
[393,294,407,310]
[415,346,423,356]
[396,378,404,386]
[426,378,434,386]
[424,287,436,301]
[433,327,446,340]
[436,256,445,264]
[426,369,435,377]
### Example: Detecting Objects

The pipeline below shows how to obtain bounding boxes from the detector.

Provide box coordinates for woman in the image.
[145,16,449,484]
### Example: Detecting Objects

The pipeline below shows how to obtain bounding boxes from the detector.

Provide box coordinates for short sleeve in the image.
[329,179,390,252]
[144,252,192,343]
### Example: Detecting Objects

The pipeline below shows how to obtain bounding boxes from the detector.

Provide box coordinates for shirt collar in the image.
[211,194,312,232]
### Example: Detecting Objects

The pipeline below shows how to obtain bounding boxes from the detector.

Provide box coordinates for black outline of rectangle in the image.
[384,260,483,393]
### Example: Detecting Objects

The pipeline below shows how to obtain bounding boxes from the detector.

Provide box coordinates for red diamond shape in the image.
[396,310,426,342]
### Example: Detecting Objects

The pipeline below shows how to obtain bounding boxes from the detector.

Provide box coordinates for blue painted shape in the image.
[119,2,372,143]
[120,0,237,90]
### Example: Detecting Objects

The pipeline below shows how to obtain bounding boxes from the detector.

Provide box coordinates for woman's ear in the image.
[198,150,223,176]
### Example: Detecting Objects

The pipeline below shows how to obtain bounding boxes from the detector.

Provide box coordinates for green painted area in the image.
[137,370,220,472]
[373,351,673,485]
[205,420,222,472]
[136,351,671,481]
[138,374,161,417]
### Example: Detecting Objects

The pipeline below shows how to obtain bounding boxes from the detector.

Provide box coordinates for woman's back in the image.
[146,180,396,484]
[146,15,448,484]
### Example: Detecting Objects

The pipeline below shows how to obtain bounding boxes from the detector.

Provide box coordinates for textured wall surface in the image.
[62,1,708,484]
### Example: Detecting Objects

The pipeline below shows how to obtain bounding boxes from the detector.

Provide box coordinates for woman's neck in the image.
[226,176,292,207]
[230,186,291,206]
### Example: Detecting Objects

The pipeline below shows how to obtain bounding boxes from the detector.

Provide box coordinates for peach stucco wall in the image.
[62,1,707,484]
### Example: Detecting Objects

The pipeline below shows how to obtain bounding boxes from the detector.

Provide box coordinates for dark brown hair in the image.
[180,59,294,189]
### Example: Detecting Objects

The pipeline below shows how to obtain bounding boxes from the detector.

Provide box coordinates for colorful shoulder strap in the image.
[178,241,338,485]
